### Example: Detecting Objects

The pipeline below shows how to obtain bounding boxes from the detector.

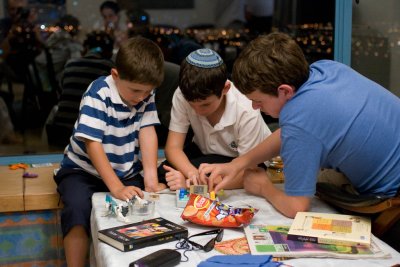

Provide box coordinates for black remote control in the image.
[129,249,181,267]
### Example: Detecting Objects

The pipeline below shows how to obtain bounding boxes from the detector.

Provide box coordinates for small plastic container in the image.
[127,200,155,222]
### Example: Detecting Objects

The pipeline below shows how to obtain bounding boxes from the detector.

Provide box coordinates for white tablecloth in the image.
[90,188,400,267]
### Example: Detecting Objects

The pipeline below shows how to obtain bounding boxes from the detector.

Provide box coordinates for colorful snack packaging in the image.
[181,194,258,228]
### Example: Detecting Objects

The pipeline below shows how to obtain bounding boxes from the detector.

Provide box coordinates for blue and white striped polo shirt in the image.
[61,75,160,180]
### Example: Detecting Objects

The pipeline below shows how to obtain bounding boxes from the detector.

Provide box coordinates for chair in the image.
[154,61,180,147]
[43,47,61,96]
[153,61,194,148]
[316,182,400,237]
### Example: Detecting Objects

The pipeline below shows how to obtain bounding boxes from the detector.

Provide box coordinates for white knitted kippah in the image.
[186,48,224,68]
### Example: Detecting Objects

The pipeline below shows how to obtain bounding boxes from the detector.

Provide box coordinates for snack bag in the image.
[181,194,258,228]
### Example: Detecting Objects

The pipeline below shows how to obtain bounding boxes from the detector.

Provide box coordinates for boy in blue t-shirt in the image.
[55,37,166,266]
[199,33,400,220]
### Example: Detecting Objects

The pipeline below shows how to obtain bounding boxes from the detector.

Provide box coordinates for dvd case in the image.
[98,217,188,252]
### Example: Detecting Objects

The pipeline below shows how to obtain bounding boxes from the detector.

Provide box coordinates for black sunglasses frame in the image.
[184,229,224,252]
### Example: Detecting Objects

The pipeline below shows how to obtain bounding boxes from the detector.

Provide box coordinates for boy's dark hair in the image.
[232,32,309,96]
[83,30,114,59]
[100,1,120,14]
[179,51,227,102]
[115,37,164,87]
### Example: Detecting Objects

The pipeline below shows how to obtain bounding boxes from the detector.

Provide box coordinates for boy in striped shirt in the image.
[54,37,166,266]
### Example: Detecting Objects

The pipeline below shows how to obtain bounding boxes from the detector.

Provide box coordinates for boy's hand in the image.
[163,165,188,190]
[112,185,143,202]
[199,162,238,191]
[187,170,200,187]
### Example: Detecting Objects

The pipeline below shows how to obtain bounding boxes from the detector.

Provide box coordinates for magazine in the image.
[98,217,188,252]
[244,225,390,259]
[287,212,371,246]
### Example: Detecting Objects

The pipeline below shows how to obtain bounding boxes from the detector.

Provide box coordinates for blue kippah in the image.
[186,48,224,68]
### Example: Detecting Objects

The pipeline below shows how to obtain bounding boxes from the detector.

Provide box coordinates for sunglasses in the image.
[176,229,224,253]
[187,228,224,252]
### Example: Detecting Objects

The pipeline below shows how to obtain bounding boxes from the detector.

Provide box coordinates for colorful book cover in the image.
[287,212,371,246]
[244,225,390,259]
[98,217,188,252]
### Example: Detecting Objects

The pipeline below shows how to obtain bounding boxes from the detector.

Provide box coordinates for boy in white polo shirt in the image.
[161,48,271,190]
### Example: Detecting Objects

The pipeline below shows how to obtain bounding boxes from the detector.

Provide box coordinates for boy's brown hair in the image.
[179,49,227,102]
[115,37,164,87]
[232,32,309,96]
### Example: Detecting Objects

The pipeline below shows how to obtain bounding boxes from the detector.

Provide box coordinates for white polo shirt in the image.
[169,81,271,157]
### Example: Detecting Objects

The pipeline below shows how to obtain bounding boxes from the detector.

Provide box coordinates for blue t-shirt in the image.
[61,75,160,180]
[280,60,400,197]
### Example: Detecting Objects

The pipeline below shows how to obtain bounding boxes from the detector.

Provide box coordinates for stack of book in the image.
[244,212,390,259]
[287,212,371,246]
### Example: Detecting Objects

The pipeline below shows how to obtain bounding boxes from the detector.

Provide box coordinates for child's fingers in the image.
[166,176,177,188]
[132,186,144,198]
[214,178,228,193]
[168,180,180,190]
[165,172,174,180]
[207,171,224,192]
[186,178,191,188]
[191,174,199,185]
[185,174,198,188]
[165,173,178,182]
[162,165,174,171]
[119,187,142,201]
[208,176,214,192]
[198,163,209,180]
